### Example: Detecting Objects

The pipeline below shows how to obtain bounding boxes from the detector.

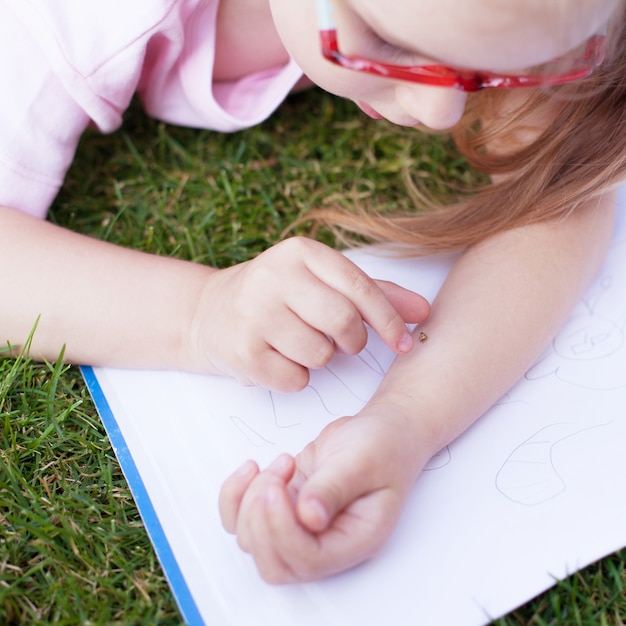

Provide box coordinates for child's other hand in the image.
[191,237,429,391]
[218,410,427,583]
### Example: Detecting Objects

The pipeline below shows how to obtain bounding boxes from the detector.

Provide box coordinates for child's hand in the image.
[219,409,428,583]
[191,237,429,391]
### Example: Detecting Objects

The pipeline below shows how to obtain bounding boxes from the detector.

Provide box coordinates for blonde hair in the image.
[303,3,626,255]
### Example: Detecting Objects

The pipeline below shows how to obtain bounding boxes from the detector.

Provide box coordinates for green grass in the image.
[1,89,625,624]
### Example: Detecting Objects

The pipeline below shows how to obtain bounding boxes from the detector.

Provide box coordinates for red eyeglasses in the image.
[317,0,607,92]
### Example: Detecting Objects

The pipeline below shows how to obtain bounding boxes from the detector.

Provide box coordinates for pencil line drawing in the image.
[526,276,626,390]
[230,416,276,447]
[269,391,302,428]
[227,341,389,448]
[495,420,611,505]
[355,346,387,376]
[424,446,451,470]
[316,366,369,406]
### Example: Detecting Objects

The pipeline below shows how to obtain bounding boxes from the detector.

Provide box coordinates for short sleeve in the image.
[138,0,303,131]
[0,5,90,218]
[0,0,174,218]
[0,0,303,217]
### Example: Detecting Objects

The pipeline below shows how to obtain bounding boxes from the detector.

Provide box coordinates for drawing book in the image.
[83,191,626,626]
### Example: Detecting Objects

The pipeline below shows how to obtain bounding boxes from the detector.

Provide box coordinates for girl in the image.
[2,0,623,582]
[219,0,625,582]
[0,0,429,391]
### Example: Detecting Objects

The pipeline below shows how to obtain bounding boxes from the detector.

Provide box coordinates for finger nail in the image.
[303,496,330,531]
[268,453,292,475]
[397,330,413,353]
[234,459,257,478]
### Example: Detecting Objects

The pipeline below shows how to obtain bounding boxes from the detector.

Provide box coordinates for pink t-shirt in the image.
[0,0,303,218]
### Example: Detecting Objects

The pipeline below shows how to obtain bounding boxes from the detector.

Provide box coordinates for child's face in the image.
[269,0,618,130]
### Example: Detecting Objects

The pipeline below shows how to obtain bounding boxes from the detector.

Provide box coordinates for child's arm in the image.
[0,205,429,391]
[219,191,616,582]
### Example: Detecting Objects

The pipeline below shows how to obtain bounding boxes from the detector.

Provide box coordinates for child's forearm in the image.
[218,193,617,584]
[0,205,217,370]
[365,192,617,465]
[0,205,428,386]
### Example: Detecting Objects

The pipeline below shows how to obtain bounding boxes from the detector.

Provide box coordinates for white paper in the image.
[83,188,626,626]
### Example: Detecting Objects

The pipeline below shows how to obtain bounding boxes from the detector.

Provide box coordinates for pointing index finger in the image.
[305,245,422,354]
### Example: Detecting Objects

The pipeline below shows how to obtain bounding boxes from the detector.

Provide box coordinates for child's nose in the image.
[395,83,468,130]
